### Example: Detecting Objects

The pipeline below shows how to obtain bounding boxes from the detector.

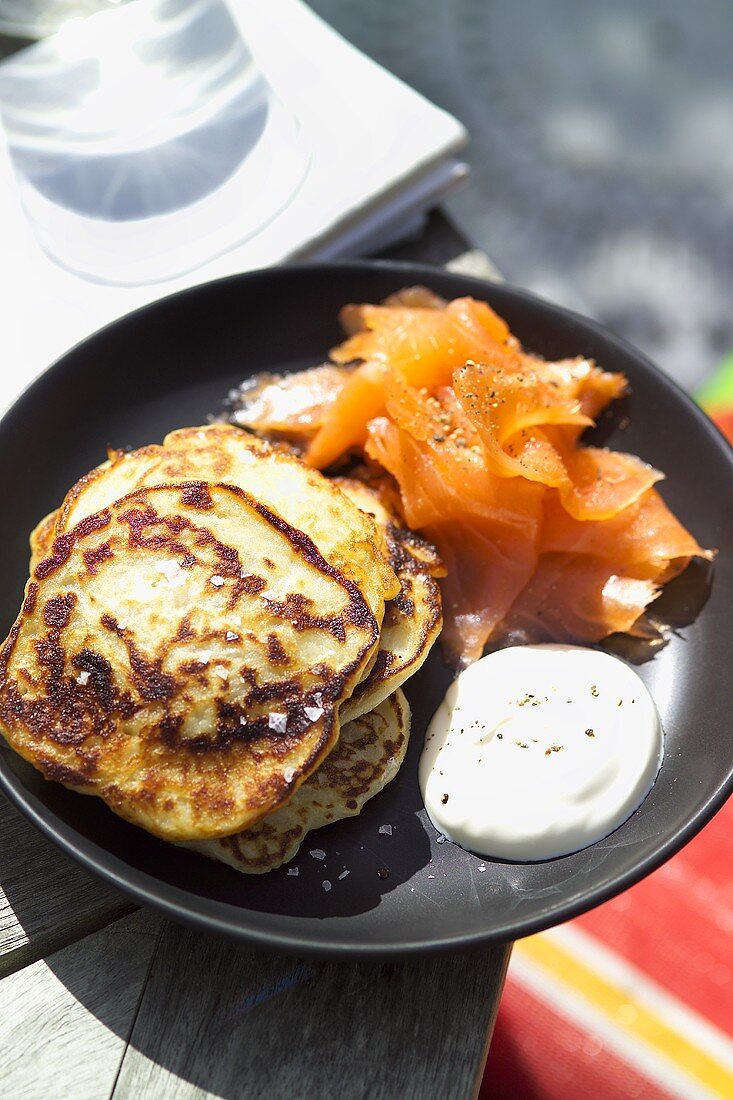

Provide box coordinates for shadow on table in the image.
[3,784,504,1100]
[44,916,507,1099]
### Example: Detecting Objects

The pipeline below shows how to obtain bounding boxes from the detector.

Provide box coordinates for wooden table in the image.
[0,213,511,1100]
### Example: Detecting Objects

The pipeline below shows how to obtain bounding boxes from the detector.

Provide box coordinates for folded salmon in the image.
[261,289,712,665]
[306,297,511,469]
[366,385,543,665]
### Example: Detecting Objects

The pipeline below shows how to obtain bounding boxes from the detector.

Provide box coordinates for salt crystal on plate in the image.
[309,849,326,861]
[198,650,212,664]
[210,575,225,587]
[283,766,295,783]
[436,834,447,844]
[212,665,229,680]
[76,670,90,686]
[428,874,435,879]
[287,867,299,877]
[338,870,350,880]
[225,631,239,641]
[378,824,393,836]
[312,692,323,707]
[478,865,486,873]
[322,880,331,892]
[304,705,324,722]
[268,712,288,733]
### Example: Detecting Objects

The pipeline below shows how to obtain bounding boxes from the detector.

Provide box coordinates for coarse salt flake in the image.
[304,705,324,722]
[76,670,90,686]
[309,849,326,861]
[268,712,287,733]
[212,665,229,681]
[478,865,486,873]
[338,870,350,880]
[210,575,225,587]
[283,767,296,783]
[287,867,299,877]
[436,834,447,844]
[378,824,393,836]
[322,880,332,892]
[198,650,212,664]
[239,716,247,726]
[225,631,239,641]
[313,692,323,707]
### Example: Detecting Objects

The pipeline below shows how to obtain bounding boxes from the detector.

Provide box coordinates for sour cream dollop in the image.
[420,644,663,861]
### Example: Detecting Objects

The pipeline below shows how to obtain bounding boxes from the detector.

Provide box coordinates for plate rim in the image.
[0,258,731,958]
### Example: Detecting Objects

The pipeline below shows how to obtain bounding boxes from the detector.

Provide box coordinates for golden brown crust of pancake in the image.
[29,509,58,567]
[32,425,399,623]
[187,688,410,873]
[28,435,442,728]
[333,478,444,722]
[2,483,379,841]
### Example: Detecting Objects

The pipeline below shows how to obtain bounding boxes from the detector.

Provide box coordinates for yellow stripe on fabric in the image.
[515,933,733,1100]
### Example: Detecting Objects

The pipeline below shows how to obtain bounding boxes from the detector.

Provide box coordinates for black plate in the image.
[1,261,731,958]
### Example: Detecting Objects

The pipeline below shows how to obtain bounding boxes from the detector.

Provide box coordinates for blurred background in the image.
[2,0,733,391]
[0,0,726,396]
[0,4,730,1099]
[310,0,733,393]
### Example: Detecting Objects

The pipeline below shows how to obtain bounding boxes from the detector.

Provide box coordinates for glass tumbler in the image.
[0,0,310,284]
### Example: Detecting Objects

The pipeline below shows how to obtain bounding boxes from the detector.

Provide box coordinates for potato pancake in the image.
[31,424,399,625]
[188,688,410,873]
[2,483,379,841]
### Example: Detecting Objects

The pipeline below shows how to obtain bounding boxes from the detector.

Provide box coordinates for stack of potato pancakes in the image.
[0,425,443,873]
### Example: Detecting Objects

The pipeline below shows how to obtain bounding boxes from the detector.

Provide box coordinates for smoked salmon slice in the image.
[541,484,713,565]
[366,414,544,666]
[269,289,712,664]
[305,297,512,469]
[493,553,665,646]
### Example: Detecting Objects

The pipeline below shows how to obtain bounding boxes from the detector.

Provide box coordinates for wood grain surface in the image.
[0,909,161,1100]
[111,922,509,1100]
[0,783,510,1100]
[0,795,134,977]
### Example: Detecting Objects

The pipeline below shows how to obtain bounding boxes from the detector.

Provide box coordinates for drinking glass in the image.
[0,0,310,284]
